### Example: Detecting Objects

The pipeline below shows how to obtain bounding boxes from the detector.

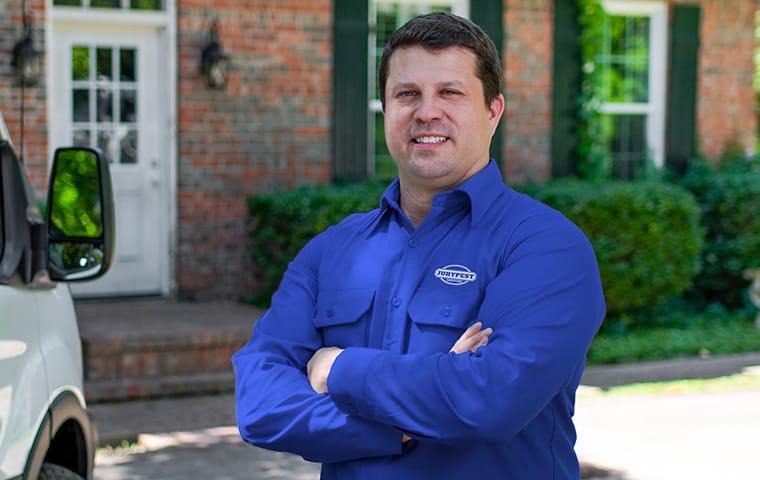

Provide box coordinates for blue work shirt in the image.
[233,160,606,479]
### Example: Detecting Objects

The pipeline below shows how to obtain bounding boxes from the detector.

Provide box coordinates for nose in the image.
[413,93,443,124]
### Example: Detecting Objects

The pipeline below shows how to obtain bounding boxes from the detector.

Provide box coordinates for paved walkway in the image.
[91,352,760,480]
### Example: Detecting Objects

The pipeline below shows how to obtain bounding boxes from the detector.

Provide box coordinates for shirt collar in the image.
[363,159,506,234]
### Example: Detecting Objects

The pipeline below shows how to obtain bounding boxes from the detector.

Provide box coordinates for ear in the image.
[488,93,505,134]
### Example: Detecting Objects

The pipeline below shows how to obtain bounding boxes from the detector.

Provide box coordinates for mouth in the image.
[411,135,449,146]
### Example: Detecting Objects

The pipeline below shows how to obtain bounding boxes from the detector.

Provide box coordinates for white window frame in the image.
[599,0,668,170]
[367,0,469,176]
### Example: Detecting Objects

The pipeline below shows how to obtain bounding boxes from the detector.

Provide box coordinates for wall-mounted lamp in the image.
[200,21,230,90]
[11,17,42,87]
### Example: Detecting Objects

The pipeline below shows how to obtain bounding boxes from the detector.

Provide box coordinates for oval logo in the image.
[434,264,478,286]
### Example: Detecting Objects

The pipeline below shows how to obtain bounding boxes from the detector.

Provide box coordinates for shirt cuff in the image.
[327,347,386,418]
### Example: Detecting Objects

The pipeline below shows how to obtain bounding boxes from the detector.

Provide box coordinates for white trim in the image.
[51,8,168,27]
[600,1,668,169]
[648,4,668,169]
[599,103,652,115]
[602,0,665,15]
[165,0,177,297]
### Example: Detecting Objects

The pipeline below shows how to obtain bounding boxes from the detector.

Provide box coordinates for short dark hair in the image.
[378,11,503,110]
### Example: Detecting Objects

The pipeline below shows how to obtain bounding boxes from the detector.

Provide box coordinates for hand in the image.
[402,433,413,444]
[307,346,344,394]
[450,321,493,354]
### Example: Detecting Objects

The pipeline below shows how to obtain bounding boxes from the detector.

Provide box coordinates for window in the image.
[598,1,667,179]
[70,44,139,164]
[53,0,163,10]
[368,0,469,179]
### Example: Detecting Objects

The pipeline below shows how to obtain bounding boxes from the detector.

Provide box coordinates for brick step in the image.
[85,371,235,403]
[82,331,249,382]
[75,299,264,402]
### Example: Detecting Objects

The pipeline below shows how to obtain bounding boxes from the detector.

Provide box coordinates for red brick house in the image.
[0,0,756,300]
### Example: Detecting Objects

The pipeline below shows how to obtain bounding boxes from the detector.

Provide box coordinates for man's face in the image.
[383,45,504,190]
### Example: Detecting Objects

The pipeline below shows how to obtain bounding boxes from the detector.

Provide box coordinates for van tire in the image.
[38,463,85,480]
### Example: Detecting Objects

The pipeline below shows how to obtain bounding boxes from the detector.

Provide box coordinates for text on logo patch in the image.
[434,264,478,286]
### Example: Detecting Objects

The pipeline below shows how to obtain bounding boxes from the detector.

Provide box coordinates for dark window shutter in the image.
[333,0,369,180]
[665,5,700,175]
[550,0,581,177]
[470,0,504,167]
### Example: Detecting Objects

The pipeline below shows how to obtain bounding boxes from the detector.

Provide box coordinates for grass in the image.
[587,307,760,365]
[601,372,760,396]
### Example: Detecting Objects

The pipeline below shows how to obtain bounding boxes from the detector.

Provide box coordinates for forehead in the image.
[387,45,478,83]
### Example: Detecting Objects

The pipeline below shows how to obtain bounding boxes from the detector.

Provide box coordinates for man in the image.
[233,12,605,479]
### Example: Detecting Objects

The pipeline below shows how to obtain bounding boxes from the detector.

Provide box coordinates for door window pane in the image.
[119,129,138,164]
[54,0,82,5]
[72,46,89,81]
[130,0,161,10]
[73,130,91,148]
[97,129,115,163]
[90,0,120,7]
[73,89,90,122]
[97,89,113,122]
[97,48,113,81]
[120,48,136,82]
[120,90,137,123]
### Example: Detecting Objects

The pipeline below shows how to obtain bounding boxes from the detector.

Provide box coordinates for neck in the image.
[399,182,436,228]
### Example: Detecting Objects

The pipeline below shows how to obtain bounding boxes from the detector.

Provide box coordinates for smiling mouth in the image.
[412,136,449,145]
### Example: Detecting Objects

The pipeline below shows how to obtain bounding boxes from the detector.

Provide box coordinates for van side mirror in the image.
[46,147,114,281]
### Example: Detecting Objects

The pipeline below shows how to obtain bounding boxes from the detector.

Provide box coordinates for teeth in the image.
[415,136,447,144]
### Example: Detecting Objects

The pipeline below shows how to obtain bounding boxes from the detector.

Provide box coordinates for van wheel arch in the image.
[24,391,95,480]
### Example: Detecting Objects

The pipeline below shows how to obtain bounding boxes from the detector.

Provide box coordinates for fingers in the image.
[450,322,481,353]
[470,329,492,353]
[449,323,493,354]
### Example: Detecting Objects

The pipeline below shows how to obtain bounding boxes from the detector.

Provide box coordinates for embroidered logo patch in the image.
[434,264,478,286]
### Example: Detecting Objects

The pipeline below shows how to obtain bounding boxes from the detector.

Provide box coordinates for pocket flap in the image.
[408,288,481,328]
[314,288,375,327]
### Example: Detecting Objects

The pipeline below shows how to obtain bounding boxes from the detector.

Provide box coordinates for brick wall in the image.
[501,0,758,184]
[502,0,554,184]
[176,0,333,300]
[0,0,48,195]
[681,0,758,159]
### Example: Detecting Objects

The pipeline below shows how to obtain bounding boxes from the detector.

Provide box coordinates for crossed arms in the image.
[232,217,605,463]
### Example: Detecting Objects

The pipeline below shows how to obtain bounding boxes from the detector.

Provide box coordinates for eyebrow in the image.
[390,80,467,94]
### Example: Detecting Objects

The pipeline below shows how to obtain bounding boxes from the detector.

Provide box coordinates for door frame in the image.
[45,0,177,296]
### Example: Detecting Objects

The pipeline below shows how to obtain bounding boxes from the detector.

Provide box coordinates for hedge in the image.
[517,180,703,321]
[247,180,387,306]
[248,179,703,321]
[678,157,760,308]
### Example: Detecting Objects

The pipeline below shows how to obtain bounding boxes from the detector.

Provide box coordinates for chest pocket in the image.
[313,288,374,348]
[407,287,482,354]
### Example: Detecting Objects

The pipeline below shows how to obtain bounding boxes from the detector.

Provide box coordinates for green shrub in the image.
[588,306,760,364]
[524,180,704,323]
[247,180,387,306]
[679,157,760,308]
[250,178,704,325]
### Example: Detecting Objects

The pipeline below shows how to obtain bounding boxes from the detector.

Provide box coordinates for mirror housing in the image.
[0,140,34,283]
[45,147,114,281]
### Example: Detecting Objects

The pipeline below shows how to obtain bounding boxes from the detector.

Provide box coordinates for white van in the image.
[0,110,114,480]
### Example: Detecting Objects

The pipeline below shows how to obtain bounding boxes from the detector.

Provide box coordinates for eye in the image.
[398,90,417,98]
[442,89,461,96]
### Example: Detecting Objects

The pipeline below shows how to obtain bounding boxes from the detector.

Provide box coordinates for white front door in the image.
[50,26,168,296]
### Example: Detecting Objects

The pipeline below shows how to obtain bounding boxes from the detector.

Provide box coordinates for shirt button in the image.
[391,297,401,308]
[440,306,451,317]
[408,238,419,248]
[326,308,334,318]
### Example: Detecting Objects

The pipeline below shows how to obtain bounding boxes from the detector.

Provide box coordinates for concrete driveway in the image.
[93,387,760,479]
